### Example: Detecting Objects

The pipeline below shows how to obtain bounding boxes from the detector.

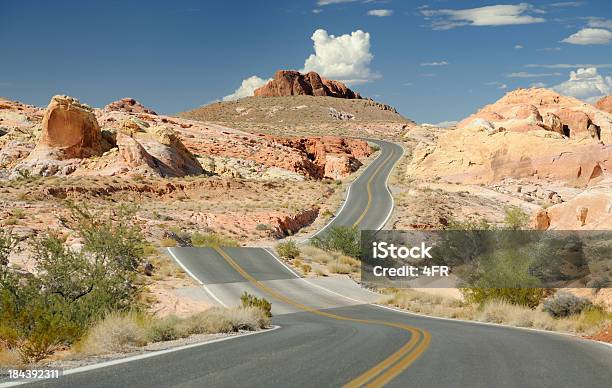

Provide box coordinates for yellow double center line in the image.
[351,148,396,229]
[213,246,430,387]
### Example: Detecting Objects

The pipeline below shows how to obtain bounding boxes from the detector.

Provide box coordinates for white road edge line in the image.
[166,247,228,307]
[0,326,281,388]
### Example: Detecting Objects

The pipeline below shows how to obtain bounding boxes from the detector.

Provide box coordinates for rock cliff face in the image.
[254,70,362,99]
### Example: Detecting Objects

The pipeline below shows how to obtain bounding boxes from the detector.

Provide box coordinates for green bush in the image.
[543,293,592,317]
[461,248,546,308]
[191,232,238,248]
[277,241,300,259]
[0,205,146,362]
[311,226,361,258]
[240,292,272,318]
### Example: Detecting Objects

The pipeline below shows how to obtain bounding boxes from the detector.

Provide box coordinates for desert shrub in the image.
[191,232,238,248]
[311,226,361,258]
[503,206,530,230]
[0,205,146,362]
[463,288,546,309]
[277,240,300,259]
[543,293,592,318]
[461,248,546,308]
[145,315,187,342]
[255,223,271,231]
[240,292,272,318]
[79,312,147,355]
[301,264,312,273]
[182,307,270,334]
[321,210,334,218]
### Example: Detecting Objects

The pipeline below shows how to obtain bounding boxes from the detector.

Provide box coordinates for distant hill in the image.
[179,95,411,127]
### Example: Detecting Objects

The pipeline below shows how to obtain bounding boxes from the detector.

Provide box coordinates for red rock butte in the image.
[254,70,362,99]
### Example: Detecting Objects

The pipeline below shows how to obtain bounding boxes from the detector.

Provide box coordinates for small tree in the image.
[311,226,361,258]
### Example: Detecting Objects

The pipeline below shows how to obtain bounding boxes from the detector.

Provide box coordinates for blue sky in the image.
[1,1,611,124]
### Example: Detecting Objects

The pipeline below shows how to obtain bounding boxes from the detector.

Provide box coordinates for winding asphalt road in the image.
[25,140,612,387]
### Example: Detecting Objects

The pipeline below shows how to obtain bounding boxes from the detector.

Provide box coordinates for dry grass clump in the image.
[76,307,270,356]
[77,312,147,355]
[327,262,353,274]
[380,289,611,335]
[180,307,270,335]
[380,289,474,320]
[300,245,360,276]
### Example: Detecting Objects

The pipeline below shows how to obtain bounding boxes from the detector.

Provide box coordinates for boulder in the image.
[532,209,550,230]
[254,70,362,99]
[38,95,102,159]
[141,125,204,177]
[543,112,564,134]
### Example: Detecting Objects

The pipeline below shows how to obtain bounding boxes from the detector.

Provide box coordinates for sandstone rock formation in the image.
[457,88,612,143]
[104,97,157,115]
[140,125,204,177]
[410,88,612,186]
[254,70,362,99]
[408,127,610,186]
[265,135,372,179]
[37,95,103,159]
[595,95,612,114]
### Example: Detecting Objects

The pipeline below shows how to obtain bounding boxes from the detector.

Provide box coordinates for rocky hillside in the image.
[405,87,612,230]
[254,70,362,99]
[0,96,372,180]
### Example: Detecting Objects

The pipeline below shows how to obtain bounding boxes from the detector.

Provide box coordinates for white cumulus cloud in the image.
[514,44,524,49]
[302,29,379,84]
[552,67,612,102]
[562,28,612,45]
[367,9,393,17]
[421,3,545,30]
[222,76,271,101]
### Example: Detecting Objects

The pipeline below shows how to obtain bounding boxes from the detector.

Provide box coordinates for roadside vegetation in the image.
[0,206,270,366]
[380,289,610,336]
[381,207,610,337]
[274,227,362,277]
